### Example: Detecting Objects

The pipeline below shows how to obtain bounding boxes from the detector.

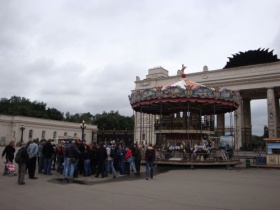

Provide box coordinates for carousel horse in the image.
[191,140,212,160]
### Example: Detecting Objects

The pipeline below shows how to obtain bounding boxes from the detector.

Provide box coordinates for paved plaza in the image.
[1,147,280,210]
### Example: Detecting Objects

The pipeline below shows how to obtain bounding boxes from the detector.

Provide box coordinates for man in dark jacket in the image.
[17,143,29,185]
[95,142,107,178]
[145,144,156,180]
[133,144,142,175]
[42,139,54,175]
[77,140,85,175]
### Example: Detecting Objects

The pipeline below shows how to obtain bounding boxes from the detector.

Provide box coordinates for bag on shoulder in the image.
[110,148,115,158]
[15,148,24,164]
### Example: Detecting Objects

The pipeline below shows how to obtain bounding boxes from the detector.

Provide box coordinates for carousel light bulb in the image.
[180,111,183,118]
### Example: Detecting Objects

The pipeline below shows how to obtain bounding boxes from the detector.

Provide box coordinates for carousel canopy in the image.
[129,78,240,115]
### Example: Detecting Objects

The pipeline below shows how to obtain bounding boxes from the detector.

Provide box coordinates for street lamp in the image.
[80,120,86,140]
[20,125,25,146]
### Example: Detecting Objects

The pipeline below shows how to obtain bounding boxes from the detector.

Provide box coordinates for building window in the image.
[53,131,57,139]
[29,130,33,139]
[42,131,45,139]
[142,133,145,140]
[64,132,67,137]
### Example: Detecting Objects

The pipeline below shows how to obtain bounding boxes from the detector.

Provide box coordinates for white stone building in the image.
[0,115,98,146]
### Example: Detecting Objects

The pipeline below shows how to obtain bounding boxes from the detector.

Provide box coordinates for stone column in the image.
[276,98,280,137]
[242,99,252,150]
[235,107,242,151]
[267,88,278,138]
[216,114,225,136]
[134,111,140,144]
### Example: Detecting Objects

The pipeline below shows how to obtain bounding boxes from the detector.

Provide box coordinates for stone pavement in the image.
[1,147,280,210]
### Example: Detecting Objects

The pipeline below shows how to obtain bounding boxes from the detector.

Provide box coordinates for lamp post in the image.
[80,120,86,140]
[20,125,25,146]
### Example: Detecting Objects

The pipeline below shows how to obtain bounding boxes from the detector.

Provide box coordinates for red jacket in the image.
[125,148,132,160]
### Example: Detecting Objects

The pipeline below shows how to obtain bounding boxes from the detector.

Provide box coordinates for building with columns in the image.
[0,115,98,146]
[130,50,280,150]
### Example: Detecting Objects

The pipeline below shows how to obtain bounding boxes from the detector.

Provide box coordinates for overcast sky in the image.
[1,0,280,136]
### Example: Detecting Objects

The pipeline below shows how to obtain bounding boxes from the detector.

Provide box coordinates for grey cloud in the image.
[1,0,280,135]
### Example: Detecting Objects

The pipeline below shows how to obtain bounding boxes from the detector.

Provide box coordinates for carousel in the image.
[129,65,241,167]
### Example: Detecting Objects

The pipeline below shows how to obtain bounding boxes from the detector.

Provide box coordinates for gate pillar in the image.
[267,88,279,138]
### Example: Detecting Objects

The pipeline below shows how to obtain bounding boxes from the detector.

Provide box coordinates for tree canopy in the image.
[0,96,134,130]
[93,111,134,130]
[0,96,63,120]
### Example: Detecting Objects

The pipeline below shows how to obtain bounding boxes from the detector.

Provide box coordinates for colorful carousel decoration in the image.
[129,65,241,167]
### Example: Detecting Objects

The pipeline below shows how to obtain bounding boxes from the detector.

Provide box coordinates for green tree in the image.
[91,111,134,130]
[46,108,64,120]
[0,96,63,120]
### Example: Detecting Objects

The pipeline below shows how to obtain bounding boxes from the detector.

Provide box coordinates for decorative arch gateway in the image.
[131,49,280,155]
[129,67,241,165]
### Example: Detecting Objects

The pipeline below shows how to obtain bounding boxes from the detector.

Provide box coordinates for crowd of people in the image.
[1,138,156,185]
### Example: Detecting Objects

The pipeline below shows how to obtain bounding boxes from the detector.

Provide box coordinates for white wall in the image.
[0,115,98,145]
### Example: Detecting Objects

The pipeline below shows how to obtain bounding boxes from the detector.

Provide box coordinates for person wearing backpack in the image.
[16,143,29,185]
[145,144,156,180]
[64,140,80,183]
[105,143,116,178]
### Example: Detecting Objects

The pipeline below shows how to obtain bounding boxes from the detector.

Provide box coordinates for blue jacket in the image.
[117,148,125,160]
[27,142,38,158]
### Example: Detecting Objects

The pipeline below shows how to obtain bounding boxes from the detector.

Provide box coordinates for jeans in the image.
[64,158,76,179]
[38,157,44,173]
[106,159,116,176]
[129,157,135,171]
[44,158,52,175]
[63,156,68,177]
[118,158,124,175]
[145,161,154,179]
[84,159,91,176]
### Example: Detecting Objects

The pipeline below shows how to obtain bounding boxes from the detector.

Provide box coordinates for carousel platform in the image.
[142,156,241,167]
[154,159,241,166]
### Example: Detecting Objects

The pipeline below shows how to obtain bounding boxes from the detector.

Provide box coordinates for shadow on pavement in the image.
[47,164,237,186]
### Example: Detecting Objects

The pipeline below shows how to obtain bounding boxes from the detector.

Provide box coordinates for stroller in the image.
[3,160,17,176]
